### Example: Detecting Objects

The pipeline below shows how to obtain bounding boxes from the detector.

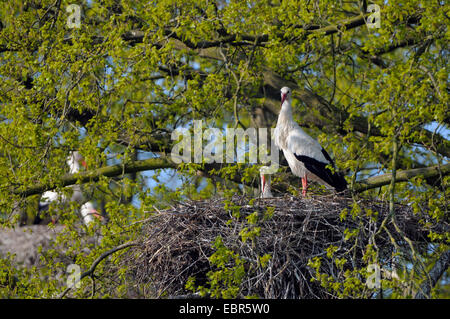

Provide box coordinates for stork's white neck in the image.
[274,96,300,151]
[260,174,273,198]
[278,98,296,126]
[69,162,81,174]
[80,202,95,224]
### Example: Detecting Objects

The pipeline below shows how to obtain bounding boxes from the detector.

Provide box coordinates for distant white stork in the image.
[65,151,86,203]
[36,151,88,224]
[80,201,103,225]
[273,87,347,196]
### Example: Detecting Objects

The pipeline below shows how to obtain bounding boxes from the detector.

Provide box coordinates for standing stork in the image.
[35,151,88,224]
[273,87,347,196]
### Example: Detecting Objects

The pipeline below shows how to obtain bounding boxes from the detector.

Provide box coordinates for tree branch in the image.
[415,250,450,299]
[58,241,139,299]
[117,14,371,50]
[9,156,257,199]
[11,157,177,197]
[353,163,450,193]
[9,151,449,200]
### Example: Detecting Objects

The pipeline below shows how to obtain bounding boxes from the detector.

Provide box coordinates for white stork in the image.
[80,201,103,225]
[65,151,86,203]
[36,151,88,224]
[260,168,273,198]
[273,87,347,196]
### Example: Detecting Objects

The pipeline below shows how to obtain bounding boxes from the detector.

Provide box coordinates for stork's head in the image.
[80,201,103,225]
[260,171,273,198]
[280,86,292,106]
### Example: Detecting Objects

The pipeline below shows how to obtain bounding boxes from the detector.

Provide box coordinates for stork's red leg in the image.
[302,176,308,197]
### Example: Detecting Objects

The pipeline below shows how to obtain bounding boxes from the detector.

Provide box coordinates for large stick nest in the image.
[126,195,446,298]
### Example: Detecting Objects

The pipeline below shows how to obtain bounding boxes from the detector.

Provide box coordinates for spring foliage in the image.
[0,0,448,298]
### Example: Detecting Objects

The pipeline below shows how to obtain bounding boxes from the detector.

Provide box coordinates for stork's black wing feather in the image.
[294,152,347,192]
[33,202,50,225]
[321,148,334,166]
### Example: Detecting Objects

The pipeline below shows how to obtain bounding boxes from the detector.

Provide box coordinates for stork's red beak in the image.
[91,209,103,220]
[281,93,287,106]
[88,208,103,221]
[81,160,87,169]
[262,174,266,192]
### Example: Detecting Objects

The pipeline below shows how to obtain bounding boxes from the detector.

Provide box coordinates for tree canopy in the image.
[0,0,448,298]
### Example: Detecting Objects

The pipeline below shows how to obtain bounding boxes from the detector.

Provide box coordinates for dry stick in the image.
[131,195,441,298]
[58,241,139,299]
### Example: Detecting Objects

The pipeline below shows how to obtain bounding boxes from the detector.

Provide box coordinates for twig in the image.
[415,250,450,299]
[58,241,139,298]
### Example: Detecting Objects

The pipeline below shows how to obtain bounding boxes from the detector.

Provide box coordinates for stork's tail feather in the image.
[320,168,347,192]
[332,173,347,192]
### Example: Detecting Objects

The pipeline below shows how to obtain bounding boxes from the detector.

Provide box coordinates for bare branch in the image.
[58,241,139,299]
